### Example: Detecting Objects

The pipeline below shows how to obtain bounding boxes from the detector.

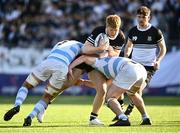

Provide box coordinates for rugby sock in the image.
[90,112,98,121]
[28,100,48,119]
[129,99,134,107]
[142,113,149,120]
[118,100,124,109]
[118,113,128,121]
[15,87,28,107]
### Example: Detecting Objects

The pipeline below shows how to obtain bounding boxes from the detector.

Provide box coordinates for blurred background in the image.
[0,0,180,96]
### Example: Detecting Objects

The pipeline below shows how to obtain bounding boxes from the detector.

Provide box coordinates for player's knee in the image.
[98,88,107,96]
[42,93,52,104]
[118,93,124,100]
[45,85,60,100]
[96,84,107,96]
[127,84,141,96]
[106,97,116,107]
[25,74,41,88]
[23,81,34,89]
[126,90,136,96]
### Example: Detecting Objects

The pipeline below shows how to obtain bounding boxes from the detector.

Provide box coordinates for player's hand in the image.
[98,40,109,51]
[74,79,85,86]
[154,60,160,70]
[68,67,74,79]
[108,45,114,51]
[107,46,114,57]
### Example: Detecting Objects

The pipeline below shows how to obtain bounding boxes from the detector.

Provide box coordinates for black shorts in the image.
[75,63,94,73]
[144,66,157,84]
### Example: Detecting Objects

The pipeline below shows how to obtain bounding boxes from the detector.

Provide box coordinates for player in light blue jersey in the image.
[4,36,110,127]
[35,33,111,126]
[69,55,150,126]
[3,40,84,126]
[48,40,83,66]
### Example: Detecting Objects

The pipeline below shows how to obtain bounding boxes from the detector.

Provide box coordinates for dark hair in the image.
[137,6,151,16]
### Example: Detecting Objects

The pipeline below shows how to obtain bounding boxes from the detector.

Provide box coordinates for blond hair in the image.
[106,15,121,29]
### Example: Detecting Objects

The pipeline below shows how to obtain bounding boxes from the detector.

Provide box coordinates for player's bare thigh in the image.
[64,68,84,88]
[88,70,107,93]
[42,68,83,103]
[106,84,126,100]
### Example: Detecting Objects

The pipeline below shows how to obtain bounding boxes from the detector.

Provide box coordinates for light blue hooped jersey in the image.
[47,40,83,66]
[93,57,132,79]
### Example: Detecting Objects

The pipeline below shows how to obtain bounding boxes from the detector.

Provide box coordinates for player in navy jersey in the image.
[76,14,126,125]
[115,6,167,125]
[68,55,150,126]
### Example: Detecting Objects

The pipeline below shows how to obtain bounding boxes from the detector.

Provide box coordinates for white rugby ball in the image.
[94,33,109,47]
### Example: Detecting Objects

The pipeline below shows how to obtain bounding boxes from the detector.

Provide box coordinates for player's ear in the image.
[148,15,151,21]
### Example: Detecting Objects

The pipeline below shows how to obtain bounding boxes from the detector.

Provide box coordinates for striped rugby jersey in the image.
[92,57,132,79]
[87,26,125,50]
[47,40,83,66]
[128,24,164,66]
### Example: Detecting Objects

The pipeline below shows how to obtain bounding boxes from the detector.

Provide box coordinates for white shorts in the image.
[113,61,147,90]
[32,59,68,89]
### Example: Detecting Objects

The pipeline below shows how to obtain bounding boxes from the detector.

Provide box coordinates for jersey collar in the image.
[137,23,152,31]
[105,29,119,40]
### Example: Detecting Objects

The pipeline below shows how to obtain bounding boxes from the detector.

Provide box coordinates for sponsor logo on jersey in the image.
[147,36,152,41]
[132,36,137,41]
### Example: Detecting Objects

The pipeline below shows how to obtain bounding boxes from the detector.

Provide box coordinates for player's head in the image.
[136,6,151,27]
[105,14,121,40]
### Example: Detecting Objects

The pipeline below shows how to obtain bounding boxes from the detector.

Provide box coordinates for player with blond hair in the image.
[75,14,126,125]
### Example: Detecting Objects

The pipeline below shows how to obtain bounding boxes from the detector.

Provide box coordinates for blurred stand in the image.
[0,0,180,96]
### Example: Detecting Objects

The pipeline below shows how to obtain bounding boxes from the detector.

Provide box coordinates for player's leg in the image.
[109,80,149,126]
[23,64,68,126]
[112,93,124,121]
[106,84,130,126]
[44,68,84,104]
[124,81,146,116]
[23,82,63,126]
[126,65,151,125]
[3,73,43,121]
[33,68,83,124]
[110,62,149,126]
[4,61,52,121]
[124,68,154,116]
[88,70,107,125]
[36,68,83,123]
[127,84,151,125]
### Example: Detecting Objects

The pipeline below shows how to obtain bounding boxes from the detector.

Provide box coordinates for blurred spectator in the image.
[0,0,179,51]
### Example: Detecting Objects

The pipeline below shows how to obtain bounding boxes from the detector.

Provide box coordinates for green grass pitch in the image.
[0,96,180,133]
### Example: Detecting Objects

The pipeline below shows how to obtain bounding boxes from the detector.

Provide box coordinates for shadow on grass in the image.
[0,124,91,128]
[1,121,180,128]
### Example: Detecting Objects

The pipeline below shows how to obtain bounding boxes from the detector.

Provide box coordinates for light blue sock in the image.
[15,86,28,107]
[28,100,48,119]
[142,113,149,120]
[118,113,128,120]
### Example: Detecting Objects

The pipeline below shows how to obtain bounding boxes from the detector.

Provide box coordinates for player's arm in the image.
[107,79,113,87]
[108,46,120,57]
[124,39,134,58]
[70,55,96,68]
[75,79,96,88]
[68,55,96,78]
[154,39,167,69]
[157,39,166,62]
[81,40,108,54]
